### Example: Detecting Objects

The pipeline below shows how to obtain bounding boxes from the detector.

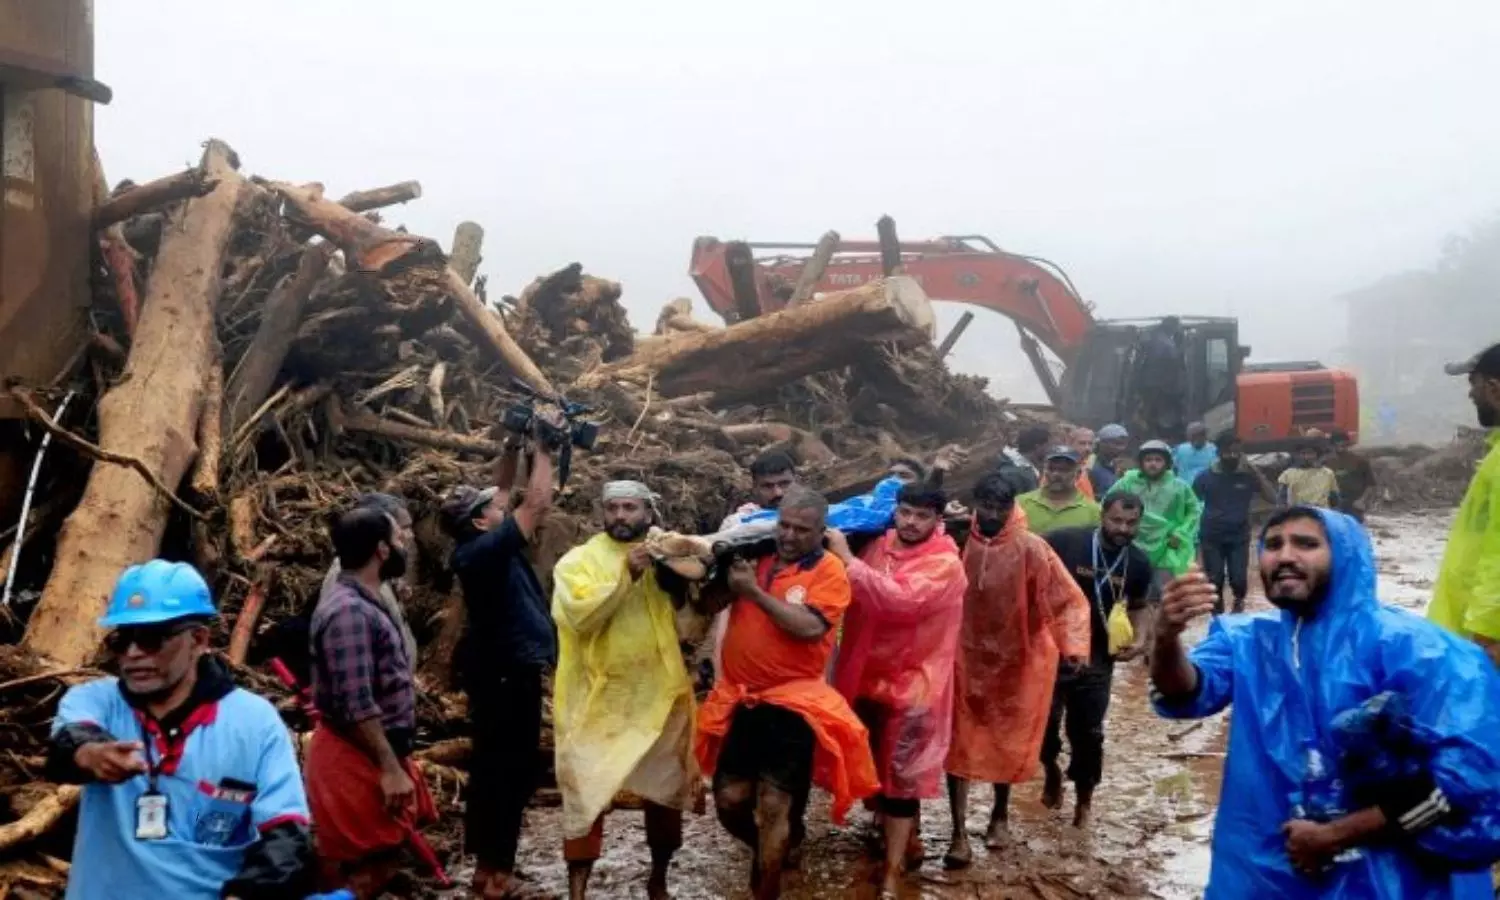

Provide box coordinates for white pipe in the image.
[3,390,76,607]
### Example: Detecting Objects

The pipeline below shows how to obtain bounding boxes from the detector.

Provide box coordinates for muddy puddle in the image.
[442,511,1454,899]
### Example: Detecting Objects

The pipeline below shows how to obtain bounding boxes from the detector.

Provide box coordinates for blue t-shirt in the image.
[1193,465,1258,541]
[1173,441,1219,488]
[53,679,308,900]
[452,517,557,679]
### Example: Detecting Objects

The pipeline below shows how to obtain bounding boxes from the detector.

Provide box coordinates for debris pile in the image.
[0,140,1039,892]
[1368,429,1489,510]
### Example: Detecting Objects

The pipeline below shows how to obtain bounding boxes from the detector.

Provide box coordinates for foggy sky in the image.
[96,1,1500,401]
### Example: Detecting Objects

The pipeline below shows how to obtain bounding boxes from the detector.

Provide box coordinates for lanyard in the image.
[138,718,164,794]
[1091,531,1127,617]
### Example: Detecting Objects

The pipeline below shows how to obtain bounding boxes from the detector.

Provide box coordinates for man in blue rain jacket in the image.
[1150,507,1500,898]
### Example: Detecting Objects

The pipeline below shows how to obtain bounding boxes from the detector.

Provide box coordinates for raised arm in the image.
[1151,571,1235,718]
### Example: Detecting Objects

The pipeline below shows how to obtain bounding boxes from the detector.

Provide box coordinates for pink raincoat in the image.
[833,526,968,799]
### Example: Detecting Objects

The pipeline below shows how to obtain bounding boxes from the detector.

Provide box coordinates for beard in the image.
[379,546,408,582]
[1479,402,1498,429]
[608,519,651,542]
[1261,565,1328,614]
[975,515,1005,538]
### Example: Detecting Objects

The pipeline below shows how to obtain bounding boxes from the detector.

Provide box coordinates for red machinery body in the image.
[690,230,1361,448]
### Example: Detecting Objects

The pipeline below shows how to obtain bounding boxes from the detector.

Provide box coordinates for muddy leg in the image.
[944,775,973,869]
[645,802,683,900]
[882,810,916,896]
[564,817,605,900]
[986,783,1011,848]
[714,775,758,846]
[752,782,794,900]
[1041,677,1067,811]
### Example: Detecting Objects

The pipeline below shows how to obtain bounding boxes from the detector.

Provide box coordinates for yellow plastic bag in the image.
[1107,603,1135,656]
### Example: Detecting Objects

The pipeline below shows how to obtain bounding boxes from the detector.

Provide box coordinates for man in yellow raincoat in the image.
[552,481,700,900]
[1429,343,1500,668]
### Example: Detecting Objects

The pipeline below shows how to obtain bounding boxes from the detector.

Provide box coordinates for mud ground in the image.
[444,511,1453,899]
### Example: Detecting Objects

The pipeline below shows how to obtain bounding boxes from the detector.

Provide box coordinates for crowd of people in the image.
[41,343,1500,899]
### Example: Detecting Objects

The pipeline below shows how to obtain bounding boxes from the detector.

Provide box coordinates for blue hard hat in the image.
[99,560,216,629]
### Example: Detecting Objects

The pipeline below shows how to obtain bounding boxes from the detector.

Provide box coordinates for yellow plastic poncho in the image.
[1429,430,1500,643]
[552,533,699,840]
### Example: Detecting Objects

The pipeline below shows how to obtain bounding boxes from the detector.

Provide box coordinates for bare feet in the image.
[879,866,902,899]
[647,869,671,900]
[943,834,973,870]
[1041,763,1065,810]
[904,834,925,871]
[984,817,1010,850]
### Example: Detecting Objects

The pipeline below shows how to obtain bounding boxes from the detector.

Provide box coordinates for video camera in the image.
[500,377,600,452]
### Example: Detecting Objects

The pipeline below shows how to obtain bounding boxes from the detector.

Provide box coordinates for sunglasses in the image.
[104,621,200,655]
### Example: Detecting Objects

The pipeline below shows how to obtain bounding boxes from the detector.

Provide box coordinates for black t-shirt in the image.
[450,517,556,686]
[1194,466,1259,541]
[1044,526,1153,669]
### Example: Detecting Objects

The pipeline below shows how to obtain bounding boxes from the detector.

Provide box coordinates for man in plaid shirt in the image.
[305,506,435,896]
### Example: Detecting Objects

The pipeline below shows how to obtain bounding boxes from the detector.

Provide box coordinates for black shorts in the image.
[715,702,815,795]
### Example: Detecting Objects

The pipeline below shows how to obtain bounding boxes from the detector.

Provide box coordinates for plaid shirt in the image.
[309,575,415,733]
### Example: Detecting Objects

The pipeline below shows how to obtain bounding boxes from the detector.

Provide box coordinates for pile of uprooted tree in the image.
[0,139,1043,893]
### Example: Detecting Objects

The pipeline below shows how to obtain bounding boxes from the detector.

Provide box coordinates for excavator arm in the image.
[689,234,1095,403]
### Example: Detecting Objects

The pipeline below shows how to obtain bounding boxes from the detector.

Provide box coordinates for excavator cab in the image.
[1060,316,1242,443]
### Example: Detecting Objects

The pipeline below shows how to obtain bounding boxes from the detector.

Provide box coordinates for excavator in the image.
[689,225,1359,451]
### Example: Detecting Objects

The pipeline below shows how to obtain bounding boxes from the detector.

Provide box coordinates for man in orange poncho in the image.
[829,482,967,898]
[944,472,1091,868]
[697,486,879,900]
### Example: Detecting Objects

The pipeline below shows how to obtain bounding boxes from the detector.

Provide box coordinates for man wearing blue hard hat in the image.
[47,559,316,899]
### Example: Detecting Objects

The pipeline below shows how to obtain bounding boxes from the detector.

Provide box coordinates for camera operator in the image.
[441,419,561,900]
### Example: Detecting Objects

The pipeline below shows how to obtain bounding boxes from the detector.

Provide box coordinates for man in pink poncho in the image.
[828,482,968,899]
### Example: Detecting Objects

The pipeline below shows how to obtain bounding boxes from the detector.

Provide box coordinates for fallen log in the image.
[267,180,437,274]
[577,276,934,402]
[98,228,141,335]
[0,786,80,852]
[95,168,218,228]
[224,243,333,439]
[444,267,554,395]
[337,180,422,213]
[449,221,484,285]
[24,141,245,668]
[345,411,505,458]
[786,230,839,306]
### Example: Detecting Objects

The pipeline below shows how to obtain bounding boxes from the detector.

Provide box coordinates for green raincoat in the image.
[1107,468,1201,574]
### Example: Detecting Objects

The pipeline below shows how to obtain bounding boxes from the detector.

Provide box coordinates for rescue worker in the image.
[696,486,879,900]
[1429,342,1500,667]
[1039,494,1153,829]
[551,481,700,900]
[1326,429,1376,522]
[1278,441,1341,509]
[710,450,801,682]
[1152,508,1500,896]
[306,507,435,898]
[996,425,1053,493]
[443,434,557,899]
[1172,422,1219,488]
[1016,446,1102,534]
[1107,440,1202,591]
[1090,423,1130,494]
[944,473,1090,867]
[828,482,968,897]
[48,561,314,899]
[1193,433,1277,614]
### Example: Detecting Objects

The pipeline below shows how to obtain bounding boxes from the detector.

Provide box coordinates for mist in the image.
[96,1,1500,404]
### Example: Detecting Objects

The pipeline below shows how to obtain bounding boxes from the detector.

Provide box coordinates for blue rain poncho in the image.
[1153,508,1500,898]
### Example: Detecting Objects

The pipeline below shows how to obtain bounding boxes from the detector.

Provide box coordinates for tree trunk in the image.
[95,168,217,228]
[224,244,333,439]
[786,230,839,306]
[443,268,554,395]
[449,221,484,285]
[577,276,934,402]
[337,180,422,214]
[24,141,246,668]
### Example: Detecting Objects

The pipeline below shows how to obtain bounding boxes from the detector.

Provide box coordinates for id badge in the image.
[135,792,168,841]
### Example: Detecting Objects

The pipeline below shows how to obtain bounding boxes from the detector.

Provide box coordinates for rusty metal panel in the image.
[0,0,95,415]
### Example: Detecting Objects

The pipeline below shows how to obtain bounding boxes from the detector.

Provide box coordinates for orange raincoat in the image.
[833,526,967,799]
[946,509,1091,784]
[696,552,879,822]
